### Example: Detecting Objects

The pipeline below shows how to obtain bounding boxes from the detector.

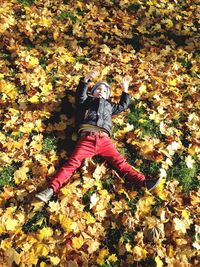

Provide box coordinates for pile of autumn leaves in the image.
[0,0,199,266]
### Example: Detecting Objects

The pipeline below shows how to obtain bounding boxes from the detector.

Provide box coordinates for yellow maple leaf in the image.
[114,123,134,138]
[155,256,163,267]
[132,245,147,261]
[19,248,38,265]
[99,66,110,79]
[175,238,188,246]
[168,79,177,86]
[4,217,19,231]
[92,164,106,179]
[125,243,133,253]
[48,201,60,214]
[96,248,109,265]
[5,247,21,265]
[153,178,166,195]
[164,19,173,28]
[99,189,110,198]
[53,29,59,40]
[0,237,12,251]
[83,212,96,224]
[182,209,190,219]
[14,166,29,185]
[34,243,49,257]
[35,119,44,132]
[137,25,146,33]
[139,83,147,94]
[28,94,39,103]
[60,186,71,195]
[27,56,39,68]
[108,254,118,262]
[20,122,35,133]
[87,240,100,254]
[0,80,18,100]
[71,221,79,233]
[0,152,12,164]
[39,262,46,267]
[74,62,83,71]
[111,200,129,214]
[37,227,53,240]
[72,235,85,249]
[59,215,72,232]
[136,194,155,217]
[49,256,60,265]
[166,245,174,257]
[3,140,23,151]
[0,132,6,141]
[101,44,110,54]
[41,83,52,94]
[190,191,200,206]
[39,16,52,27]
[173,217,193,234]
[61,53,75,63]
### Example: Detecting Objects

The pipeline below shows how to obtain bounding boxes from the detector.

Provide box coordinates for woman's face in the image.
[92,84,108,99]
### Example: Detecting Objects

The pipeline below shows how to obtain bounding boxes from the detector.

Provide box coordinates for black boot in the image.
[145,177,162,192]
[35,187,54,202]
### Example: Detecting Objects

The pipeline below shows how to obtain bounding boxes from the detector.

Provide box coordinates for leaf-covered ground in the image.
[0,0,199,266]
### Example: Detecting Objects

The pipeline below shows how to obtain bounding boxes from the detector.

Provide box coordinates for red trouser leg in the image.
[97,136,145,186]
[50,134,145,193]
[50,135,96,192]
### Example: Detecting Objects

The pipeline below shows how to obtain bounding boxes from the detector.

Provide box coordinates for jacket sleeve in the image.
[75,77,90,106]
[111,92,130,115]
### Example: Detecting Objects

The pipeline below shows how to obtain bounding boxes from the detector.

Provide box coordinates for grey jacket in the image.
[75,78,130,135]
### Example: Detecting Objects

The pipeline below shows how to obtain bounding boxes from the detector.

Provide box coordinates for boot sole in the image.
[35,194,50,203]
[147,177,163,192]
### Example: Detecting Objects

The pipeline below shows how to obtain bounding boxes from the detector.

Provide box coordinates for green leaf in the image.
[39,56,48,69]
[76,56,89,63]
[82,187,97,211]
[127,190,144,215]
[140,160,161,177]
[127,100,164,139]
[42,135,58,153]
[167,153,199,192]
[0,164,20,187]
[128,3,141,12]
[105,228,122,248]
[55,11,77,23]
[122,230,136,243]
[102,177,115,192]
[22,210,48,233]
[177,57,192,69]
[18,0,35,6]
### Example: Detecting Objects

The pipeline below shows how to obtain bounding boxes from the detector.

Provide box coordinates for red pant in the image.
[50,134,145,192]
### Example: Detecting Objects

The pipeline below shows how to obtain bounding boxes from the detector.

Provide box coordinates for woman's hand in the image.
[83,70,99,82]
[121,75,132,93]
